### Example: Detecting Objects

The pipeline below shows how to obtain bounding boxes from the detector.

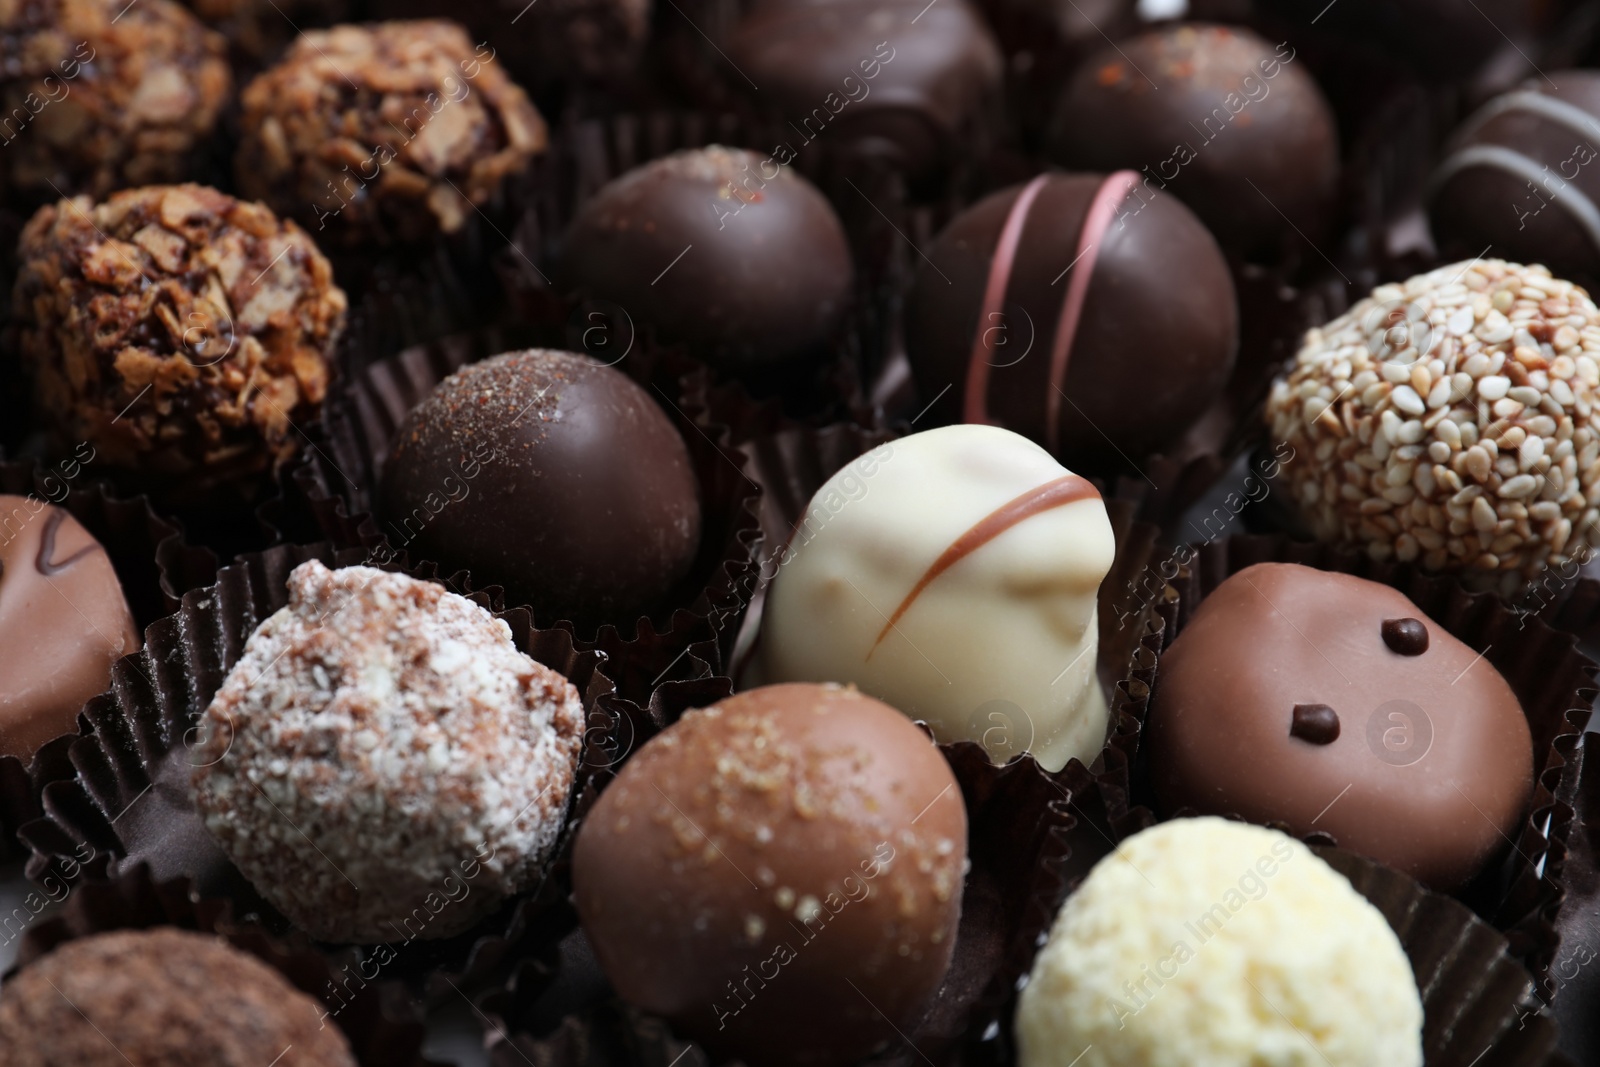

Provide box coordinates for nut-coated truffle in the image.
[236,20,547,249]
[13,184,346,497]
[0,0,232,204]
[191,561,585,943]
[1046,24,1339,260]
[1265,259,1600,591]
[574,683,968,1067]
[905,172,1237,466]
[377,350,703,632]
[561,146,854,376]
[1147,563,1533,890]
[0,928,357,1066]
[1016,818,1422,1067]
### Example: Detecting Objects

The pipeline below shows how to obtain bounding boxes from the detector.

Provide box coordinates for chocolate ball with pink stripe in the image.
[904,171,1238,467]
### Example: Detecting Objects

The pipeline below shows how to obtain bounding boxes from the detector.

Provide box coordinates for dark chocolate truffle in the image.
[1147,562,1534,890]
[1046,24,1339,260]
[236,20,547,249]
[0,928,357,1066]
[367,0,652,85]
[904,171,1238,466]
[726,0,1003,179]
[1429,72,1600,288]
[573,683,967,1067]
[12,184,346,498]
[986,0,1138,138]
[377,350,702,631]
[0,0,232,204]
[191,561,584,943]
[0,494,139,758]
[561,146,854,376]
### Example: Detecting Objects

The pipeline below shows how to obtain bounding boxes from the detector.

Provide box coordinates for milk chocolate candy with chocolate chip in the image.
[1429,72,1600,288]
[1147,562,1533,889]
[0,495,140,758]
[904,172,1237,467]
[573,682,967,1067]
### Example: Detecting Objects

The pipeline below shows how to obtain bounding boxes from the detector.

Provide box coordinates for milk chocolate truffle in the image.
[1429,73,1600,288]
[1046,24,1339,260]
[1265,259,1600,591]
[561,147,853,376]
[905,172,1237,466]
[0,495,139,758]
[726,0,1003,179]
[13,184,346,498]
[236,20,548,249]
[752,425,1114,772]
[0,929,358,1067]
[1016,818,1423,1067]
[1148,563,1534,890]
[0,0,232,204]
[191,561,584,943]
[574,683,967,1067]
[377,350,702,632]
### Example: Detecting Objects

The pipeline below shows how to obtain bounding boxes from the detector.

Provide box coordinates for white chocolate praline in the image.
[1016,818,1423,1067]
[750,423,1114,772]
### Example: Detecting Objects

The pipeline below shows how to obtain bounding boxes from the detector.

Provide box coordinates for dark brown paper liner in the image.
[16,540,619,1000]
[283,327,766,708]
[3,863,445,1067]
[0,457,217,867]
[1549,732,1600,1063]
[1135,533,1595,996]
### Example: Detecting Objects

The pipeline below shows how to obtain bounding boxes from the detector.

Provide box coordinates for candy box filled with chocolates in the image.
[8,0,1600,1065]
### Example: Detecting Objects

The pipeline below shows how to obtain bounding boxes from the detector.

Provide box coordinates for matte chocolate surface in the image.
[1047,24,1339,259]
[905,172,1237,466]
[0,495,139,759]
[1148,563,1534,890]
[573,683,967,1067]
[377,350,702,632]
[562,146,853,376]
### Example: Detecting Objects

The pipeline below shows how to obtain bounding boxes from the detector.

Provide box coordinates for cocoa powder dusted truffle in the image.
[573,683,967,1067]
[190,561,584,944]
[377,350,702,632]
[235,20,547,249]
[1266,259,1600,590]
[561,146,854,377]
[0,928,357,1066]
[13,184,346,497]
[0,0,232,204]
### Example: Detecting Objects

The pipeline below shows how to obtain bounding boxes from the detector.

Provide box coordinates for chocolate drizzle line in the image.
[963,173,1049,427]
[1043,171,1139,454]
[867,474,1101,656]
[35,508,101,576]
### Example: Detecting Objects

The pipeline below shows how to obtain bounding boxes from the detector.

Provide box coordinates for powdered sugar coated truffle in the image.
[1016,817,1422,1067]
[191,560,584,943]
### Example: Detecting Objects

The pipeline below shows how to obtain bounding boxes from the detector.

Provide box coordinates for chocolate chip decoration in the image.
[1382,618,1430,656]
[1290,703,1340,745]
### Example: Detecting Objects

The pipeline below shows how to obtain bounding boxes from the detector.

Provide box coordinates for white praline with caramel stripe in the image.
[751,424,1113,771]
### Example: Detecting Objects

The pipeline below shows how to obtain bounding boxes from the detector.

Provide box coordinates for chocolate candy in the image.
[1147,563,1534,889]
[573,683,967,1067]
[0,495,139,758]
[1429,73,1600,288]
[726,0,1003,180]
[13,184,346,500]
[751,424,1114,772]
[1046,24,1339,260]
[904,172,1237,466]
[235,20,547,249]
[0,929,357,1066]
[376,350,701,631]
[0,0,232,204]
[561,146,853,377]
[1258,0,1546,81]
